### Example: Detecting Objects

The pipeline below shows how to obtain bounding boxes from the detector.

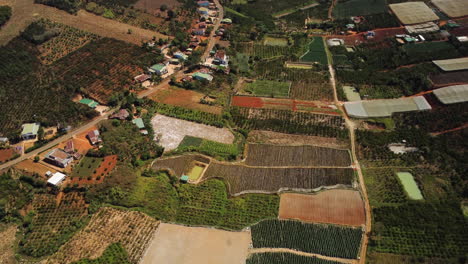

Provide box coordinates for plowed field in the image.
[279,190,365,226]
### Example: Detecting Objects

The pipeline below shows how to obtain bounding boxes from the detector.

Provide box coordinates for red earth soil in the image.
[279,190,366,226]
[69,155,117,186]
[0,148,14,163]
[231,96,264,108]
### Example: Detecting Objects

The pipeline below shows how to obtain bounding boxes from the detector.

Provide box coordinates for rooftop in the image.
[132,118,145,129]
[21,123,40,136]
[432,0,468,18]
[389,2,439,25]
[433,84,468,104]
[433,57,468,71]
[47,172,66,186]
[344,96,432,118]
[150,64,166,71]
[79,98,99,108]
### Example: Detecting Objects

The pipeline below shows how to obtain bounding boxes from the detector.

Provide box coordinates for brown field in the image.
[140,223,251,264]
[247,130,349,149]
[430,70,468,87]
[0,0,169,46]
[151,86,222,115]
[44,207,160,264]
[15,159,58,177]
[0,224,17,264]
[153,154,210,177]
[0,148,14,163]
[245,143,351,167]
[279,190,365,226]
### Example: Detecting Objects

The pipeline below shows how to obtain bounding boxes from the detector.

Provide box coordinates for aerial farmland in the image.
[0,0,467,263]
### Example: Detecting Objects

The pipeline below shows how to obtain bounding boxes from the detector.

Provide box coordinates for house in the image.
[64,140,74,154]
[79,98,98,109]
[174,52,188,60]
[192,29,205,36]
[214,50,228,65]
[21,123,40,140]
[221,18,232,24]
[170,58,180,65]
[87,130,102,145]
[327,38,344,47]
[193,72,214,82]
[149,64,168,76]
[198,7,209,15]
[134,74,151,83]
[44,149,73,168]
[47,172,66,186]
[180,175,189,183]
[0,137,9,146]
[109,109,130,120]
[197,1,210,7]
[132,118,145,130]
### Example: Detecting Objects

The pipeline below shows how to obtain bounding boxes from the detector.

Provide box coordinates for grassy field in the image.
[332,0,388,18]
[71,157,103,178]
[300,37,327,65]
[243,80,291,97]
[187,165,204,181]
[396,172,424,200]
[176,135,239,160]
[263,36,288,46]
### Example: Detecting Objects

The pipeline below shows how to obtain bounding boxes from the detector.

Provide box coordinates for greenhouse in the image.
[389,2,439,25]
[433,57,468,71]
[344,96,432,118]
[433,84,468,104]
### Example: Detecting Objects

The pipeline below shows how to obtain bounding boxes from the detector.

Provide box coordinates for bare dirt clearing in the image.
[0,224,17,264]
[279,190,365,226]
[151,114,234,151]
[0,0,169,46]
[44,207,159,264]
[151,86,222,114]
[141,223,251,264]
[248,130,349,149]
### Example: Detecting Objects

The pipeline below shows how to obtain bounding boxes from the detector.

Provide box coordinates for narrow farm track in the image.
[430,122,468,136]
[327,62,371,264]
[249,248,358,264]
[0,0,170,46]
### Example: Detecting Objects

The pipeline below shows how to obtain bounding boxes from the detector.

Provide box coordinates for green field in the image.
[244,80,291,97]
[70,157,103,178]
[397,172,424,200]
[332,0,387,18]
[177,136,239,160]
[187,165,204,181]
[263,36,288,46]
[300,37,328,65]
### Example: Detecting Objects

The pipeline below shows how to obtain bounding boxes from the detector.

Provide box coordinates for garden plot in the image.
[153,154,211,177]
[0,224,17,264]
[151,114,234,151]
[397,172,424,200]
[44,207,159,264]
[241,80,291,98]
[279,190,365,226]
[140,223,251,264]
[333,0,387,18]
[245,143,351,167]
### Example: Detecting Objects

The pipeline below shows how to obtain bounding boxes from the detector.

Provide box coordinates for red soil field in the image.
[231,96,264,108]
[152,87,222,114]
[279,190,366,226]
[69,155,117,185]
[0,148,14,163]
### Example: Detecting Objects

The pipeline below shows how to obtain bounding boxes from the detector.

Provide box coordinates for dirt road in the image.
[327,63,372,264]
[0,0,169,46]
[201,0,223,62]
[249,248,357,264]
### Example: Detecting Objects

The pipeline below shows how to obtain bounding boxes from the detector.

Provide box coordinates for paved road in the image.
[201,0,224,62]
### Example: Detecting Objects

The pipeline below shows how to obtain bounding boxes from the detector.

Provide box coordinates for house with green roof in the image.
[79,98,99,109]
[193,72,213,82]
[149,63,168,76]
[132,118,145,129]
[180,175,189,183]
[21,123,40,140]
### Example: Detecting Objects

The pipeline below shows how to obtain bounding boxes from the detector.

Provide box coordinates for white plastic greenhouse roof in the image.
[433,85,468,104]
[344,96,432,118]
[433,57,468,71]
[432,0,468,18]
[390,2,439,25]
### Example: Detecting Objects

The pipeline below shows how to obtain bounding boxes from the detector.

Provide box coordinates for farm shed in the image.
[47,172,66,186]
[87,130,102,145]
[405,22,439,34]
[432,0,468,18]
[193,72,214,82]
[21,123,40,140]
[433,84,468,104]
[79,98,98,108]
[433,57,468,71]
[45,149,73,168]
[134,74,151,83]
[132,118,146,129]
[389,2,439,25]
[180,175,189,183]
[344,96,432,118]
[149,64,168,76]
[109,109,130,120]
[174,52,188,60]
[327,38,344,47]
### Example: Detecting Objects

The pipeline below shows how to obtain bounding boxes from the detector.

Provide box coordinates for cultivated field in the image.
[152,154,210,177]
[0,148,14,163]
[151,114,234,151]
[279,191,365,226]
[134,0,181,11]
[251,219,363,259]
[241,80,291,98]
[430,71,468,87]
[69,155,118,185]
[332,0,387,18]
[140,223,251,264]
[300,37,327,65]
[245,143,351,167]
[204,162,355,195]
[263,36,288,46]
[247,252,343,264]
[44,207,159,264]
[290,80,333,101]
[0,224,17,264]
[247,130,349,149]
[235,42,290,59]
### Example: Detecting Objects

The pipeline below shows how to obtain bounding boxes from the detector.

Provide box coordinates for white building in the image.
[47,172,66,186]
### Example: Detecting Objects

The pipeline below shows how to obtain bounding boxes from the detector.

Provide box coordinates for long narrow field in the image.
[279,191,365,226]
[245,143,351,167]
[247,252,342,264]
[204,162,355,195]
[140,223,251,264]
[251,219,363,259]
[44,207,160,264]
[300,37,327,65]
[152,154,211,177]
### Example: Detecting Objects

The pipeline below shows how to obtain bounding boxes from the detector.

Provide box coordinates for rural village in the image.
[0,0,467,263]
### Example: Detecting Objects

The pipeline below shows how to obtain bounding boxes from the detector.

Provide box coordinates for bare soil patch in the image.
[0,148,14,163]
[140,223,251,264]
[248,130,349,149]
[151,86,222,114]
[279,190,365,226]
[0,224,17,264]
[44,207,159,264]
[15,159,58,177]
[151,114,234,151]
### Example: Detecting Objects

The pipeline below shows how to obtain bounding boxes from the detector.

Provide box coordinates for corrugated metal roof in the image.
[132,118,145,129]
[47,172,66,186]
[432,0,468,18]
[344,96,432,118]
[21,123,40,135]
[433,57,468,71]
[433,84,468,104]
